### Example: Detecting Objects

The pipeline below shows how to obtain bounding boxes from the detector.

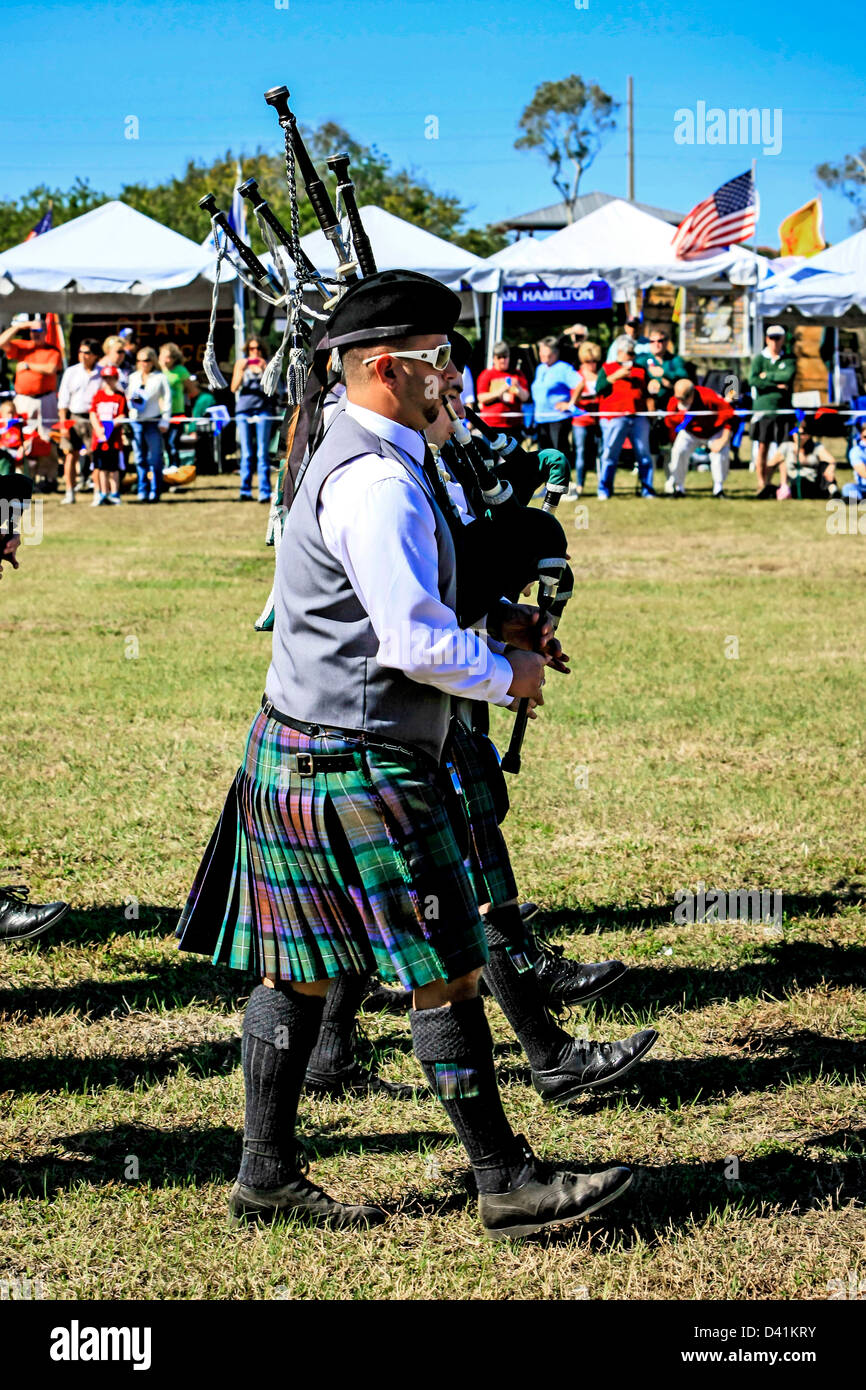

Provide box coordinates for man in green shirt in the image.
[749,326,796,497]
[635,327,690,408]
[158,342,191,473]
[635,326,690,473]
[182,377,217,470]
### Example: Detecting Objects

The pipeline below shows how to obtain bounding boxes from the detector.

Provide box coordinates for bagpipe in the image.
[435,401,573,773]
[196,84,575,770]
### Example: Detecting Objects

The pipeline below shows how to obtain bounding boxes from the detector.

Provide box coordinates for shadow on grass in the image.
[5,930,864,1035]
[0,943,252,1025]
[585,942,866,1019]
[533,1138,865,1249]
[497,1030,865,1111]
[3,1123,861,1242]
[539,883,866,938]
[25,904,185,948]
[0,1037,241,1095]
[0,1122,451,1201]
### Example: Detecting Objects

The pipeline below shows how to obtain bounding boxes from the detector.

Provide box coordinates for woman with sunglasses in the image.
[230,337,276,503]
[127,347,171,502]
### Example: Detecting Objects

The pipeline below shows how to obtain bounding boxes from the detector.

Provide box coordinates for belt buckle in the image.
[295,753,315,777]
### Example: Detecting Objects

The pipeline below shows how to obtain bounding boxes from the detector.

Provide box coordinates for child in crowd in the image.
[842,418,866,502]
[88,366,127,506]
[0,398,24,476]
[767,432,839,499]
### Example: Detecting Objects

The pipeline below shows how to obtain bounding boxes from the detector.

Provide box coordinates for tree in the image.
[0,177,106,252]
[815,148,866,230]
[0,123,503,259]
[515,75,619,218]
[0,122,505,261]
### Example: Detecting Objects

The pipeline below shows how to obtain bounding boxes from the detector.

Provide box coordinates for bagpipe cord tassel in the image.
[285,318,308,406]
[202,223,228,390]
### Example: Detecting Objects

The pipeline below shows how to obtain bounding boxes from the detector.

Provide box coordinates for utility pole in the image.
[627,76,635,202]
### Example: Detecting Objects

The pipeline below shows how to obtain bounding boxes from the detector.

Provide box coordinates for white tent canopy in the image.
[490,199,765,297]
[0,201,235,314]
[295,205,501,293]
[757,226,866,318]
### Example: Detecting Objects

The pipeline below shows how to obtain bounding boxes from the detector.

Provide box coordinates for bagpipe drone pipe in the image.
[463,406,572,510]
[200,80,575,709]
[437,400,571,627]
[436,403,574,771]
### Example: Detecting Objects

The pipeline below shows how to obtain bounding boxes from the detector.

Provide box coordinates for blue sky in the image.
[3,0,863,245]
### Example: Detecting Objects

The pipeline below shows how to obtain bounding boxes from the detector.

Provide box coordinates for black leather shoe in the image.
[479,1136,632,1241]
[0,887,68,943]
[305,1059,423,1101]
[519,901,539,924]
[533,940,628,1007]
[361,976,413,1014]
[229,1165,386,1229]
[532,1028,658,1104]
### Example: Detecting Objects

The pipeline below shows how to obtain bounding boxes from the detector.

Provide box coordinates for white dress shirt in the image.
[57,363,102,414]
[318,400,513,706]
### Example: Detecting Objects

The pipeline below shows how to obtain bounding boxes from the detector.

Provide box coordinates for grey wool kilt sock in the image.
[409,995,522,1194]
[236,984,325,1191]
[482,904,570,1072]
[305,972,369,1078]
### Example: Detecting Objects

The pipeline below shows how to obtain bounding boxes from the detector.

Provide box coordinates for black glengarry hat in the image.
[323,269,461,350]
[448,330,474,374]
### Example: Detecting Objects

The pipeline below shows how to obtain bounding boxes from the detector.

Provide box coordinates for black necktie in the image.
[421,443,465,533]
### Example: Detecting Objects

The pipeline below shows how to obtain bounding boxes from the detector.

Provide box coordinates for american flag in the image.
[672,170,757,259]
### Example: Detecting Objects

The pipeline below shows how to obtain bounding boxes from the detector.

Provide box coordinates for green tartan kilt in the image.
[176,708,488,989]
[447,720,518,910]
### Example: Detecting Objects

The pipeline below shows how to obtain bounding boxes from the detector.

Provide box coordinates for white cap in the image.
[11,312,30,324]
[766,324,786,336]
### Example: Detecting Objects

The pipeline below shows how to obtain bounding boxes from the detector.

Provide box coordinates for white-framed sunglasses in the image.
[363,342,452,371]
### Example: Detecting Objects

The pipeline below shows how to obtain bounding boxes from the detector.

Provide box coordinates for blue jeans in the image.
[165,422,183,470]
[572,424,599,488]
[131,422,165,499]
[842,478,866,501]
[237,414,273,499]
[598,416,654,495]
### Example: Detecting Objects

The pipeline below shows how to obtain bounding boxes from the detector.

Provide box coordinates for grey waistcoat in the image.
[265,408,458,763]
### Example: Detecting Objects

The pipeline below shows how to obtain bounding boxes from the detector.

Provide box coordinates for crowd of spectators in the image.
[0,318,280,505]
[2,313,862,507]
[476,321,854,502]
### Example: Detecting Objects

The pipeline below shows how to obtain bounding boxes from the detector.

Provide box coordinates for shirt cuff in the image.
[487,652,514,706]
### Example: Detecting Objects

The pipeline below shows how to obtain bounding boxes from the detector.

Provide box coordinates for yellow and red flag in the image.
[778,198,826,258]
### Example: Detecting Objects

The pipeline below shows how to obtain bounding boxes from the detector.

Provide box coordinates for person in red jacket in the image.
[665,379,736,498]
[476,342,530,438]
[595,345,657,498]
[88,366,127,506]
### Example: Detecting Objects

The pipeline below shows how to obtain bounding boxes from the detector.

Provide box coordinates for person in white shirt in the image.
[57,339,102,504]
[126,347,171,502]
[178,269,633,1241]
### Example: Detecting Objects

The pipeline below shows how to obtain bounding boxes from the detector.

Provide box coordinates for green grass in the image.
[1,467,864,1300]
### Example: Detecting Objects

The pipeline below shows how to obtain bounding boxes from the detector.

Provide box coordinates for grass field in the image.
[1,465,864,1301]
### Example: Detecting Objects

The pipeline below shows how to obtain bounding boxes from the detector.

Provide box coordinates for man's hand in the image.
[553,399,572,412]
[500,603,570,673]
[507,694,540,720]
[505,649,548,702]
